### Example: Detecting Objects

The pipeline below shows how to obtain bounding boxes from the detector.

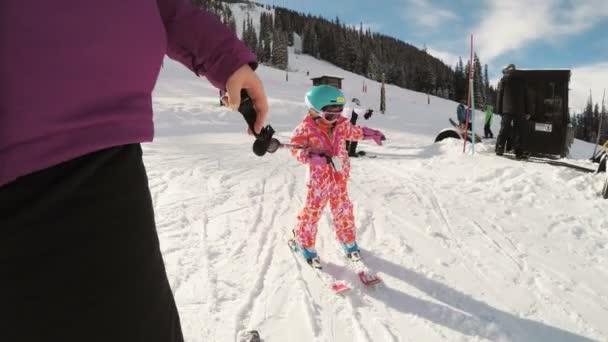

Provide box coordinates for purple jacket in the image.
[0,0,256,186]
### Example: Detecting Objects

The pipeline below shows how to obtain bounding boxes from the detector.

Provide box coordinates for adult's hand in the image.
[225,64,269,134]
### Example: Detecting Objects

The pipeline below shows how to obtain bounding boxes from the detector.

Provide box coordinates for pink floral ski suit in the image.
[290,115,364,249]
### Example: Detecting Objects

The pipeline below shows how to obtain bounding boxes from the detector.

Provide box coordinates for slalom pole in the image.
[470,34,476,155]
[463,34,474,153]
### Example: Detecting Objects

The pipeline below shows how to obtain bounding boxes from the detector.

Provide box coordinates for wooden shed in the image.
[311,76,344,89]
[510,69,573,157]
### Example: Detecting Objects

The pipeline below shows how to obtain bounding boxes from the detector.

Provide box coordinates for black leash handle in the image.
[236,89,277,156]
[237,89,258,137]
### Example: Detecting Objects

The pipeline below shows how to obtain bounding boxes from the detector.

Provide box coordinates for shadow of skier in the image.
[359,251,598,342]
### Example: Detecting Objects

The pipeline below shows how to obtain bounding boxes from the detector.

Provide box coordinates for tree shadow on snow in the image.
[358,251,598,342]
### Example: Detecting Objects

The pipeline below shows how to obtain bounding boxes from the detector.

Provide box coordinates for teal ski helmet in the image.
[305,85,346,112]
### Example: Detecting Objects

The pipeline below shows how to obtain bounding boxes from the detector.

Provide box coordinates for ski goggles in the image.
[319,108,343,122]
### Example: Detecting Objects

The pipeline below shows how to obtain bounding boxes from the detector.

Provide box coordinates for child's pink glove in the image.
[308,155,327,166]
[362,127,386,146]
[305,148,329,166]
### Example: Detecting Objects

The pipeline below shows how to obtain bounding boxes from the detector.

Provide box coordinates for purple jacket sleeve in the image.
[156,0,257,90]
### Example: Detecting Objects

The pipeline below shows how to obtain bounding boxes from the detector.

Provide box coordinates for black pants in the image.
[346,112,359,156]
[484,123,494,139]
[496,113,513,152]
[0,144,183,342]
[496,113,526,152]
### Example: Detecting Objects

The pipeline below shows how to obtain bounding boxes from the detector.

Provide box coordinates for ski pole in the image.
[266,141,306,153]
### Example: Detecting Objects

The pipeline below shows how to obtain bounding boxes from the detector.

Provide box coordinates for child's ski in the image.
[345,253,382,287]
[287,239,351,294]
[358,270,382,286]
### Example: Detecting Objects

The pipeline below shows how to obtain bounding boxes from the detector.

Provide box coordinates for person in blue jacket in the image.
[456,100,468,129]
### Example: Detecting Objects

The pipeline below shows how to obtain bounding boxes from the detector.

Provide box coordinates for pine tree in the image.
[353,49,366,75]
[302,24,319,58]
[484,64,490,103]
[249,17,258,53]
[582,93,594,142]
[257,13,272,63]
[367,53,381,81]
[380,73,386,113]
[271,30,281,67]
[242,18,247,40]
[227,18,237,33]
[345,31,360,73]
[453,57,466,102]
[593,103,601,142]
[271,30,288,70]
[473,54,485,109]
[335,31,348,69]
[282,31,290,70]
[424,57,437,94]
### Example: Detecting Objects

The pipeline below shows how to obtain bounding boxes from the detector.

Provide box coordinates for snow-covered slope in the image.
[149,41,608,341]
[230,2,273,40]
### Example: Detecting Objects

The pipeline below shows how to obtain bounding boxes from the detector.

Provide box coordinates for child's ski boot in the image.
[288,239,321,268]
[342,241,361,262]
[300,246,321,268]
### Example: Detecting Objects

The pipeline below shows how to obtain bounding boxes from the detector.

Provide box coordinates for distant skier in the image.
[456,100,469,130]
[484,104,495,139]
[289,85,386,266]
[345,97,369,157]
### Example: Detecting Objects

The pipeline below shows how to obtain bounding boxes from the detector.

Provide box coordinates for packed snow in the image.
[148,31,608,341]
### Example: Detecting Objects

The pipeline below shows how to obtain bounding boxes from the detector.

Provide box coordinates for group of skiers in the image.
[456,100,495,139]
[455,64,530,159]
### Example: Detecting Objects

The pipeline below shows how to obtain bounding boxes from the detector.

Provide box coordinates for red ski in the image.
[331,282,351,293]
[345,250,382,287]
[288,238,352,294]
[358,271,382,286]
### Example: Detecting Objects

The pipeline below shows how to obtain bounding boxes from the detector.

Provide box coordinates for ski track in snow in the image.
[144,37,608,341]
[146,137,606,341]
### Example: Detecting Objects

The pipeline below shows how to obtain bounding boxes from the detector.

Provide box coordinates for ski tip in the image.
[331,282,351,293]
[358,271,382,286]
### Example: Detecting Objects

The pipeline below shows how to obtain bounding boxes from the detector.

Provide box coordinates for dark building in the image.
[513,70,574,157]
[504,69,573,157]
[311,76,343,89]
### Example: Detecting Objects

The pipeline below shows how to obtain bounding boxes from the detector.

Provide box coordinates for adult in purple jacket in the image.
[0,1,268,341]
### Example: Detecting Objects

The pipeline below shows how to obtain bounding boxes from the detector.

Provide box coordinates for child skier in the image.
[290,85,386,267]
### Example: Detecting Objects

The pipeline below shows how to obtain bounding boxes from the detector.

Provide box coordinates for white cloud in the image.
[403,0,458,30]
[569,62,608,113]
[475,0,608,63]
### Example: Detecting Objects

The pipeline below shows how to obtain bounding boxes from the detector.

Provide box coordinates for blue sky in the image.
[258,0,608,111]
